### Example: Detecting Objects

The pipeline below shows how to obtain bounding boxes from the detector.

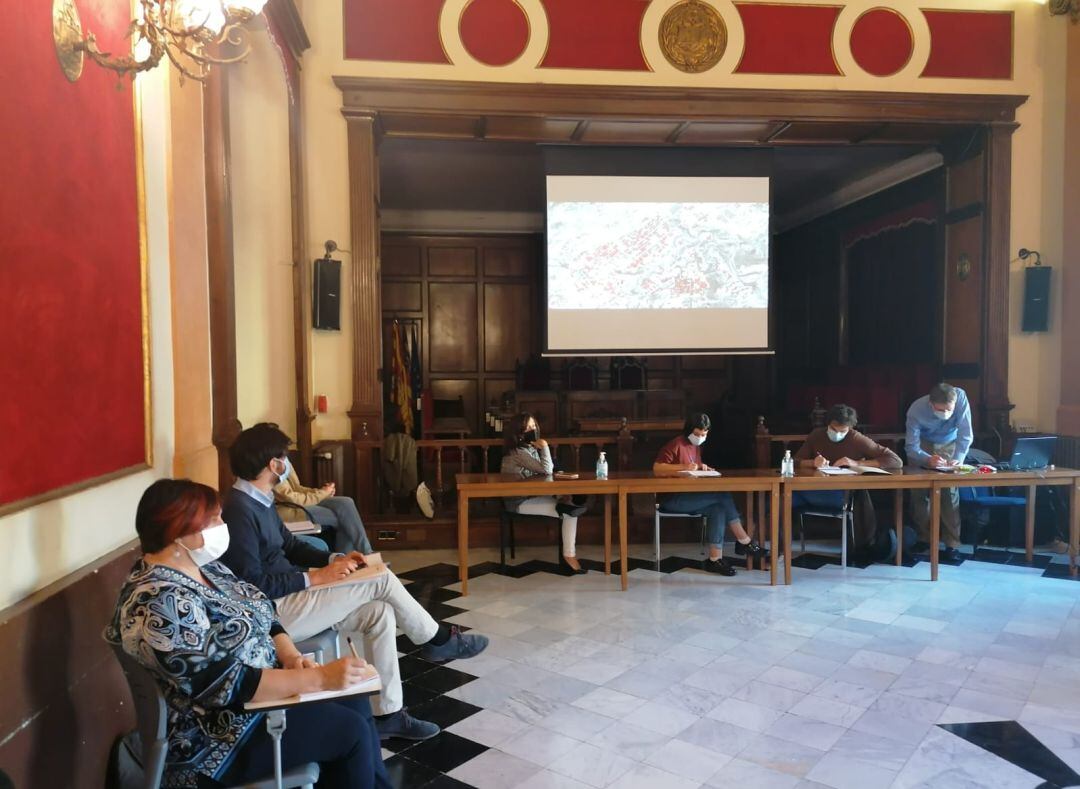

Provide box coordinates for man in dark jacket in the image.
[221,423,487,742]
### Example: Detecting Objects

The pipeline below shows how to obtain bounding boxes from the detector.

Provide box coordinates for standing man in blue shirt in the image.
[906,382,973,561]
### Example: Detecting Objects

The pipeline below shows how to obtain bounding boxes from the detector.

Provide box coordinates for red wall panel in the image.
[735,2,842,75]
[0,3,146,508]
[344,0,450,63]
[850,8,913,77]
[460,0,530,66]
[539,0,650,71]
[922,10,1013,79]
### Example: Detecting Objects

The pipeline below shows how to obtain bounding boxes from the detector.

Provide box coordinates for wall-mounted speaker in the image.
[313,258,341,331]
[1021,266,1051,332]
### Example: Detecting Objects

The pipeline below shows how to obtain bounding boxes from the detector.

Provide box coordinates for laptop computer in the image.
[1000,436,1057,471]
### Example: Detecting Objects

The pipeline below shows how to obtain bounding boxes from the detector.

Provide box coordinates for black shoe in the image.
[912,541,930,554]
[556,502,587,517]
[941,546,961,562]
[420,625,489,663]
[375,708,440,741]
[561,556,588,575]
[703,557,736,576]
[734,540,765,559]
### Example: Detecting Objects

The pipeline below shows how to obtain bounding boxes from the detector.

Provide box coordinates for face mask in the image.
[827,429,848,443]
[178,523,230,567]
[522,429,538,443]
[275,456,291,483]
[934,409,953,421]
[688,433,706,446]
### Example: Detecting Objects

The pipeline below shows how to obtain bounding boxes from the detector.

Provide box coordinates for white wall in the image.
[231,32,298,434]
[0,67,176,611]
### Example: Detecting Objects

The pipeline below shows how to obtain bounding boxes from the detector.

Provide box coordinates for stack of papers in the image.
[679,469,722,477]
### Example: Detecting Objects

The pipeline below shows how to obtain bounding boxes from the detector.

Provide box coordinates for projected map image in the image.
[547,201,769,310]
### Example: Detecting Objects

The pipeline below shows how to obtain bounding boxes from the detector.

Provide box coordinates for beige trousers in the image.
[910,439,962,548]
[274,571,439,715]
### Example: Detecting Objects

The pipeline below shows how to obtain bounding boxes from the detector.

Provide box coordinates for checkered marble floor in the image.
[379,542,1080,789]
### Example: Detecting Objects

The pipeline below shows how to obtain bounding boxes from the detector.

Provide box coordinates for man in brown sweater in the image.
[793,404,902,550]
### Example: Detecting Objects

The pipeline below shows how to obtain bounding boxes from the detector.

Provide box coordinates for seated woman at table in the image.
[793,404,902,550]
[501,412,588,574]
[654,412,765,575]
[105,478,390,789]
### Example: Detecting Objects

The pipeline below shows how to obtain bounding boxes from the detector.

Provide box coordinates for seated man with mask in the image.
[221,423,489,742]
[654,412,765,575]
[793,404,903,550]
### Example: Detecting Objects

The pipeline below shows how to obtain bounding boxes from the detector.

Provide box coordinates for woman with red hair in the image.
[105,478,389,789]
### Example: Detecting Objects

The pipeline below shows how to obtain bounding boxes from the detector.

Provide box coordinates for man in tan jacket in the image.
[274,459,373,554]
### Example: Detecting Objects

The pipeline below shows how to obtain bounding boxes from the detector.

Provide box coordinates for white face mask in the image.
[178,523,230,567]
[827,429,848,443]
[688,433,706,446]
[275,456,292,483]
[934,409,953,421]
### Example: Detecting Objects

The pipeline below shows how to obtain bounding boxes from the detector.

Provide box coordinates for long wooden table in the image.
[783,466,1080,584]
[455,473,617,595]
[455,470,782,593]
[455,467,1080,594]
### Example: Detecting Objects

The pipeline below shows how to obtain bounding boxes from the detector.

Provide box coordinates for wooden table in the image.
[614,470,784,586]
[455,472,617,595]
[782,466,1080,584]
[455,467,1080,595]
[938,467,1079,575]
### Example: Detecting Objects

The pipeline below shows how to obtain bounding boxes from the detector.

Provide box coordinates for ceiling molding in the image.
[774,151,945,233]
[335,77,1027,125]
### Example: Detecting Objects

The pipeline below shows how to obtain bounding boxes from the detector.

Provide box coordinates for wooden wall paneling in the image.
[483,244,533,278]
[383,243,423,276]
[982,123,1018,432]
[205,70,242,492]
[484,283,533,372]
[430,379,480,432]
[429,282,479,372]
[383,281,423,312]
[943,216,985,365]
[0,543,140,789]
[344,113,382,514]
[483,377,514,413]
[428,246,478,276]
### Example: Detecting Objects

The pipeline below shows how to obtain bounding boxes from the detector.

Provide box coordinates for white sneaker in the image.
[1049,538,1069,554]
[416,482,435,519]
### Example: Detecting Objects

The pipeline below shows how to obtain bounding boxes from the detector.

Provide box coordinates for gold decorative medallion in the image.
[53,0,84,82]
[659,0,727,74]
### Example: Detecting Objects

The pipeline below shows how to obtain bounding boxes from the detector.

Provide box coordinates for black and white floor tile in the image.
[377,542,1080,788]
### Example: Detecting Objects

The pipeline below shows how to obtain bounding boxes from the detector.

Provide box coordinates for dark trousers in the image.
[216,695,390,789]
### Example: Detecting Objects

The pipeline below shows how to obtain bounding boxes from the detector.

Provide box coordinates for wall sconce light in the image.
[1018,248,1043,266]
[52,0,268,84]
[1049,0,1080,22]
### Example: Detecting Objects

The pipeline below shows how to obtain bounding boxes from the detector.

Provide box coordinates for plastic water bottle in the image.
[596,451,609,480]
[781,449,794,477]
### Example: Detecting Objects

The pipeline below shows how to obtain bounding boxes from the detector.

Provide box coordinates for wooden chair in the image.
[610,357,647,390]
[565,358,600,390]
